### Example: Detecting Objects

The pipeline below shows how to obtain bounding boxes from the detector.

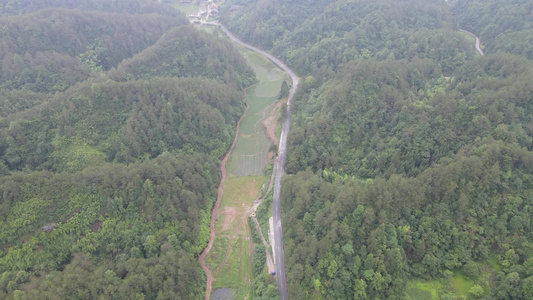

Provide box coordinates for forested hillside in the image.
[287,55,533,178]
[0,0,180,16]
[224,0,533,299]
[0,78,245,173]
[452,0,533,59]
[111,26,256,89]
[0,153,212,299]
[0,1,256,299]
[222,0,476,75]
[282,54,533,299]
[0,8,187,94]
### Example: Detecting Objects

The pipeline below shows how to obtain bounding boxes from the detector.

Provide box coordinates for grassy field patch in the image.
[486,256,502,272]
[406,280,440,300]
[212,236,253,299]
[242,52,282,82]
[173,3,198,15]
[219,176,262,210]
[207,236,229,271]
[195,24,216,34]
[451,271,475,297]
[254,80,283,98]
[209,176,262,298]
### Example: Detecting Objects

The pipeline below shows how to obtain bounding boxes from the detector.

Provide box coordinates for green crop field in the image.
[406,270,478,299]
[207,236,229,271]
[173,3,198,15]
[255,80,283,97]
[218,176,263,210]
[451,271,475,297]
[226,50,282,177]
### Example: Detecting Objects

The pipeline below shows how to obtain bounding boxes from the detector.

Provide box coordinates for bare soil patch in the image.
[221,207,238,231]
[90,220,102,232]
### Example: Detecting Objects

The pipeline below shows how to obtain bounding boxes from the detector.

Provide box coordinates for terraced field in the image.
[226,51,283,177]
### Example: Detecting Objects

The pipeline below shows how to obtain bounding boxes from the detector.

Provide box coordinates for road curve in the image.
[459,28,484,56]
[213,22,298,300]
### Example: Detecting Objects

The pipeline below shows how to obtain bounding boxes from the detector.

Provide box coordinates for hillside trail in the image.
[198,100,249,300]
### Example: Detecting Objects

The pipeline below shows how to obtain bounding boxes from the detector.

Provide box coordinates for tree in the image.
[278,80,289,100]
[353,279,367,299]
[143,235,160,259]
[328,259,338,278]
[462,261,480,279]
[523,276,533,299]
[468,284,484,298]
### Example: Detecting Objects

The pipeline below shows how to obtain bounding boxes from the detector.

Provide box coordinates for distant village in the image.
[183,0,220,21]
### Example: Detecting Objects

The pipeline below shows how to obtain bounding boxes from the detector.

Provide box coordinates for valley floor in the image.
[202,46,284,299]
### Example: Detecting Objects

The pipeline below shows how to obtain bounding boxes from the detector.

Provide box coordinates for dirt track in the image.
[198,100,248,300]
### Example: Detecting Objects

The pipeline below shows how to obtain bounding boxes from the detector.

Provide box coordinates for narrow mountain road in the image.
[459,28,484,56]
[211,22,298,300]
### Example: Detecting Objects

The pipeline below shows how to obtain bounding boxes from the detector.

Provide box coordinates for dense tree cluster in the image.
[222,0,475,75]
[0,89,49,118]
[110,26,256,89]
[0,77,246,172]
[0,153,214,299]
[0,8,187,94]
[0,1,257,299]
[282,140,532,298]
[281,54,533,299]
[287,54,533,178]
[0,0,182,16]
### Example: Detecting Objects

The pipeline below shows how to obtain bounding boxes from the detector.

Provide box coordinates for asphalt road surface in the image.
[459,28,484,56]
[215,22,298,300]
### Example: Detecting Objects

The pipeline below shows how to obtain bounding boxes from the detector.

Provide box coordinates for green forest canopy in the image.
[1,0,532,299]
[0,8,187,93]
[0,1,257,299]
[0,0,181,16]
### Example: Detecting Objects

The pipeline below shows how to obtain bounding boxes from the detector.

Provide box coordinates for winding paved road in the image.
[212,22,298,300]
[459,28,484,56]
